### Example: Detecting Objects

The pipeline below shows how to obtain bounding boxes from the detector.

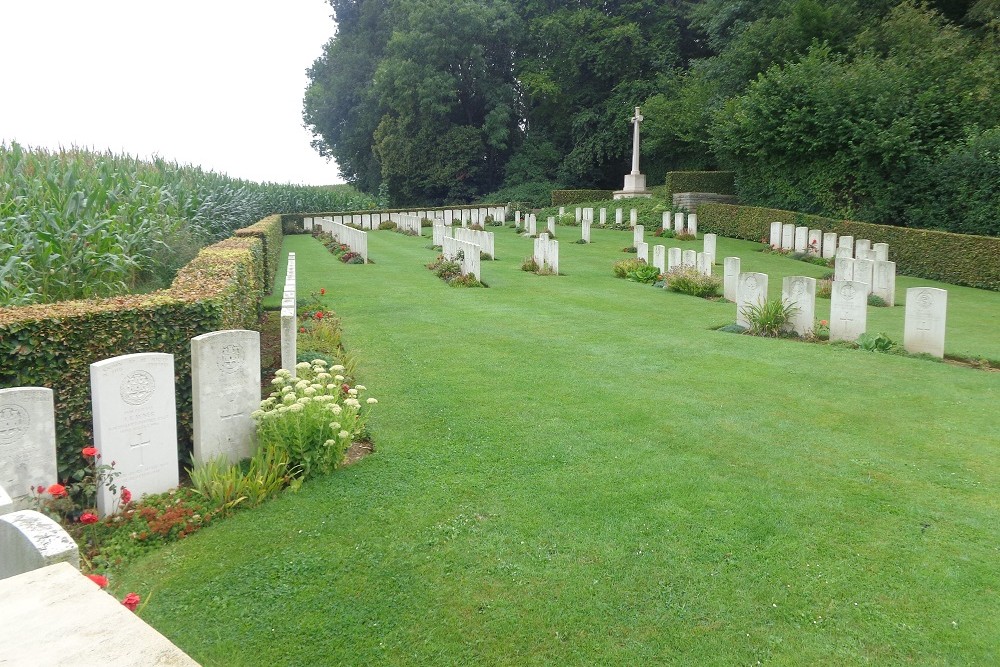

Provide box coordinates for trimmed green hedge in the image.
[235,214,283,292]
[698,203,1000,291]
[665,172,735,197]
[551,190,615,206]
[0,229,269,481]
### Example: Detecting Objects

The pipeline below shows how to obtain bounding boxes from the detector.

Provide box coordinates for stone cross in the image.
[630,107,643,175]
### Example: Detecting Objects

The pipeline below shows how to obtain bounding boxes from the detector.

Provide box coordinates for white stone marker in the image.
[583,207,593,223]
[854,258,874,293]
[696,252,712,276]
[872,260,896,306]
[600,208,607,225]
[280,297,296,378]
[581,219,591,243]
[834,257,855,282]
[534,234,548,269]
[674,212,684,234]
[575,208,582,224]
[807,229,822,255]
[0,510,79,579]
[904,288,947,358]
[873,243,889,262]
[723,257,740,302]
[662,211,671,230]
[636,241,649,263]
[838,235,854,256]
[514,211,521,228]
[615,209,623,226]
[682,249,697,268]
[667,247,682,272]
[703,233,717,266]
[0,388,57,512]
[633,225,644,247]
[558,207,565,217]
[855,239,871,258]
[630,209,638,227]
[737,272,768,328]
[688,214,698,238]
[822,232,838,259]
[0,484,11,515]
[782,276,817,336]
[547,239,560,275]
[191,330,261,466]
[652,245,665,273]
[547,216,556,236]
[90,353,179,517]
[432,223,448,246]
[769,221,782,248]
[794,226,808,252]
[836,246,853,260]
[781,224,794,250]
[829,281,868,342]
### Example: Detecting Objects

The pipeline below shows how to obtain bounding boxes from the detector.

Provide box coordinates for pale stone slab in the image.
[0,388,56,511]
[696,252,712,277]
[280,299,296,378]
[533,234,548,269]
[794,226,808,252]
[192,330,261,466]
[855,239,871,258]
[652,245,665,272]
[682,249,697,268]
[873,260,896,306]
[808,229,822,255]
[615,209,623,226]
[780,224,794,250]
[636,242,649,263]
[782,276,816,336]
[904,288,947,358]
[0,484,12,515]
[583,207,593,223]
[838,235,854,256]
[856,249,875,261]
[662,211,671,229]
[630,209,638,226]
[633,225,644,247]
[442,236,481,279]
[667,247,682,272]
[454,227,495,259]
[90,353,179,517]
[854,258,874,293]
[547,216,556,236]
[0,562,200,664]
[559,207,565,217]
[581,219,591,243]
[836,246,853,260]
[822,232,838,259]
[703,233,717,266]
[688,214,698,238]
[432,223,448,246]
[547,239,560,275]
[600,208,607,225]
[834,257,855,282]
[737,272,768,328]
[0,510,78,579]
[873,242,889,262]
[514,211,520,227]
[769,221,782,248]
[575,207,582,224]
[829,281,868,342]
[724,257,740,301]
[674,212,684,234]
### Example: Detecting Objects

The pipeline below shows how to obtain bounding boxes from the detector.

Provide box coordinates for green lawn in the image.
[121,224,999,665]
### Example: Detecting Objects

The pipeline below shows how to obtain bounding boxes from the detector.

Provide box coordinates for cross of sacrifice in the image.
[630,107,644,175]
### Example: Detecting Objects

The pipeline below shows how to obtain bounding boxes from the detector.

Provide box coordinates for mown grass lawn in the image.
[120,223,999,665]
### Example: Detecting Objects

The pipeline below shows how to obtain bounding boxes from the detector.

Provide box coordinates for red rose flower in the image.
[121,593,141,612]
[341,384,350,394]
[120,487,132,504]
[320,288,326,296]
[86,574,109,588]
[82,446,98,458]
[36,485,45,494]
[80,512,98,525]
[315,311,324,320]
[47,483,67,498]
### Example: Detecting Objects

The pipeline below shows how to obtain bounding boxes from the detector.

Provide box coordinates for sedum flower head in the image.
[366,397,378,405]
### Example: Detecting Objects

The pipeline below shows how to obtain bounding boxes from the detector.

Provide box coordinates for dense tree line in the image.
[304,0,999,234]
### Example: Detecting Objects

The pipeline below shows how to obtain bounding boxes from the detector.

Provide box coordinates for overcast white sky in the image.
[0,0,344,185]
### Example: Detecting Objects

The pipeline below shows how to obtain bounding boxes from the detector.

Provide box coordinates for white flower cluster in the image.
[252,359,381,429]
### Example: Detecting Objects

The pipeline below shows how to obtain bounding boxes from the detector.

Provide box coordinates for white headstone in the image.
[854,258,874,293]
[696,252,712,276]
[514,210,521,227]
[575,208,582,224]
[583,207,593,223]
[829,281,868,342]
[723,257,740,301]
[667,247,682,272]
[0,389,57,512]
[822,232,838,259]
[0,485,11,516]
[781,224,794,250]
[769,221,782,248]
[834,257,855,282]
[630,209,638,226]
[782,276,816,336]
[662,211,671,230]
[90,353,179,517]
[559,207,565,217]
[855,239,871,258]
[807,229,822,255]
[835,246,852,260]
[688,214,698,238]
[838,235,854,256]
[547,239,560,275]
[673,212,684,234]
[872,260,896,306]
[652,245,665,272]
[633,225,644,247]
[547,216,556,236]
[615,209,623,226]
[794,226,808,252]
[581,219,591,243]
[737,272,768,328]
[599,208,607,225]
[636,242,649,263]
[904,288,947,358]
[191,330,261,466]
[0,510,79,579]
[873,243,889,262]
[682,249,697,268]
[703,233,717,266]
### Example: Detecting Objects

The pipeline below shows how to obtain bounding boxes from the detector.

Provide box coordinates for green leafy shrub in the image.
[551,189,615,205]
[378,220,397,230]
[622,246,637,253]
[742,298,799,337]
[858,332,896,352]
[521,257,539,272]
[189,451,297,512]
[613,257,646,279]
[663,266,722,298]
[817,279,833,299]
[867,294,889,307]
[481,181,557,209]
[626,264,662,284]
[664,171,735,197]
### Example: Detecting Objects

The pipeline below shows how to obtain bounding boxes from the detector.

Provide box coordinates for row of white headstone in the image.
[441,236,482,280]
[542,207,699,239]
[304,206,508,231]
[834,256,897,306]
[533,233,560,274]
[313,219,369,263]
[280,252,297,377]
[0,330,262,518]
[769,221,888,262]
[394,213,423,236]
[453,227,496,259]
[732,270,947,356]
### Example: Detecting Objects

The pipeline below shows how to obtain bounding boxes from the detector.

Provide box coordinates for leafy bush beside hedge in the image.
[551,190,615,206]
[234,214,283,293]
[0,227,270,481]
[665,171,735,197]
[698,203,1000,291]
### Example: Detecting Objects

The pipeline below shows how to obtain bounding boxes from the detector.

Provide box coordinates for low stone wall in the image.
[673,192,739,209]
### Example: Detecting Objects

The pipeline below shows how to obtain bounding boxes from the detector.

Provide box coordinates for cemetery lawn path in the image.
[121,227,1000,666]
